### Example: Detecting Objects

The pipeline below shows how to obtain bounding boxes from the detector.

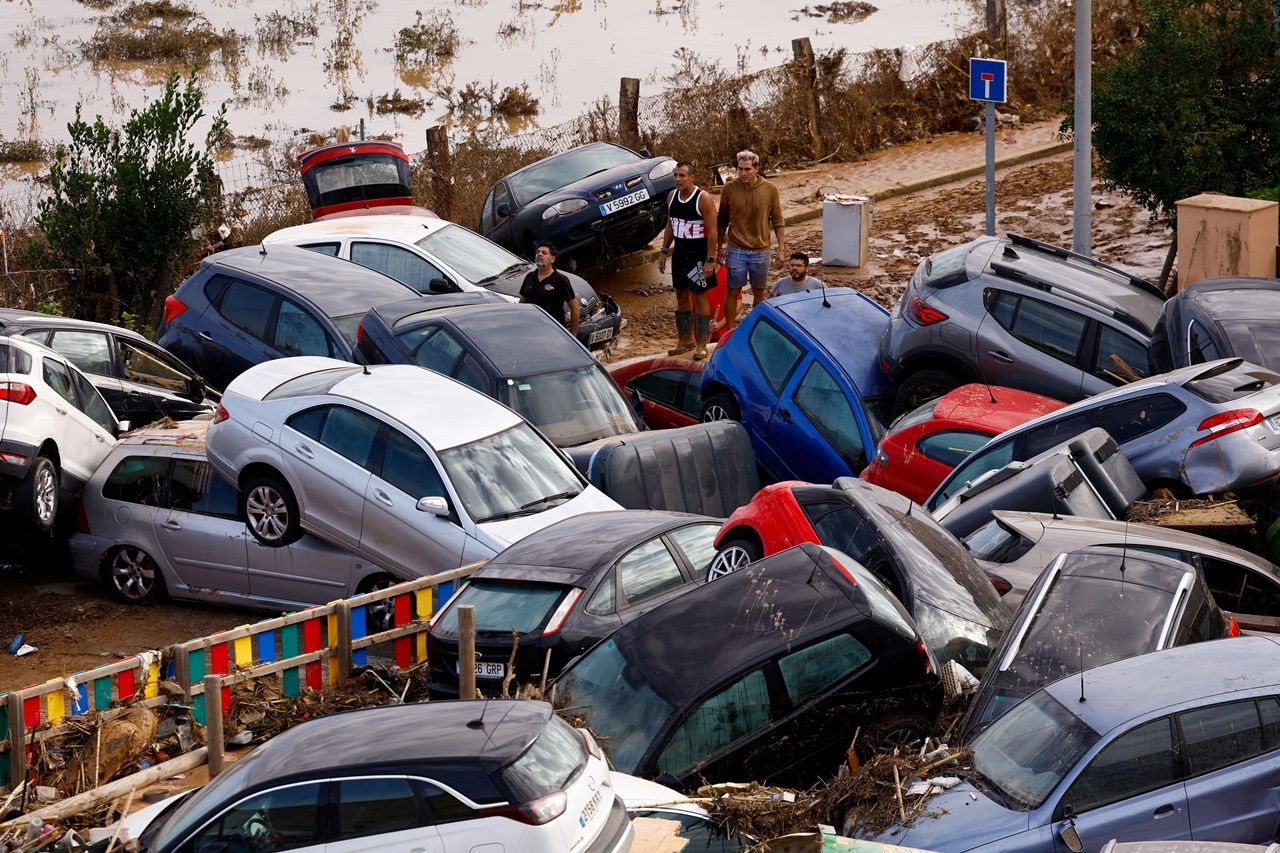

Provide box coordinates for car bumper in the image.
[68,532,113,580]
[578,293,624,350]
[1184,437,1280,495]
[583,796,633,853]
[553,198,668,264]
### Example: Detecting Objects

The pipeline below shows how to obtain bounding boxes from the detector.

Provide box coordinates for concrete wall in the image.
[1176,193,1278,289]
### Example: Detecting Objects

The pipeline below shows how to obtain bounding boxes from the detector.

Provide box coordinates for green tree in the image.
[1083,0,1280,219]
[35,73,227,329]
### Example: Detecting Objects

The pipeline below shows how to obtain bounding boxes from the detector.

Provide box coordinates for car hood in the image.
[868,780,1031,851]
[485,267,598,305]
[476,485,621,548]
[526,161,659,208]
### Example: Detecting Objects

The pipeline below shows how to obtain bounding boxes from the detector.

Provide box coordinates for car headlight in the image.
[542,198,589,220]
[648,159,676,180]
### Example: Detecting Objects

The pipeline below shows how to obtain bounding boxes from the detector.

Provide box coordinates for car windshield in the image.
[140,741,275,848]
[416,224,531,285]
[502,714,587,800]
[887,396,940,433]
[554,638,672,773]
[509,145,639,204]
[496,366,641,447]
[438,423,583,523]
[963,518,1032,563]
[969,691,1100,810]
[433,579,571,637]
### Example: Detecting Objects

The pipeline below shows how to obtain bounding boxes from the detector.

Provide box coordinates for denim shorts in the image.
[725,246,771,290]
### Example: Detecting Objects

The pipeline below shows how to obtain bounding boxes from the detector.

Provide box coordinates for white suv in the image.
[0,334,124,531]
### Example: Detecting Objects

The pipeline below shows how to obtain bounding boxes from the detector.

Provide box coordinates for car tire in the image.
[358,574,400,634]
[104,546,165,605]
[17,455,59,533]
[894,368,962,416]
[701,392,741,423]
[860,712,931,761]
[708,537,761,579]
[241,472,302,547]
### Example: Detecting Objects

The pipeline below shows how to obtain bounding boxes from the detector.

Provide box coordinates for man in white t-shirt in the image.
[770,252,825,298]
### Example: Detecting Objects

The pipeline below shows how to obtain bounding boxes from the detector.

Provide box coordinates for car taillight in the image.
[0,382,36,405]
[1227,613,1242,637]
[542,588,583,637]
[822,552,859,587]
[916,639,935,675]
[907,295,948,325]
[481,790,568,826]
[1189,408,1263,448]
[985,572,1012,596]
[578,727,603,761]
[356,322,365,344]
[162,295,188,326]
[76,500,91,535]
[212,403,229,424]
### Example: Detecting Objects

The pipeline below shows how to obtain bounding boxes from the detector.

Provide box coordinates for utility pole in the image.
[1073,0,1092,256]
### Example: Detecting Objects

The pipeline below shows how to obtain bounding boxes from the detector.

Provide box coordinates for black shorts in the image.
[672,250,714,294]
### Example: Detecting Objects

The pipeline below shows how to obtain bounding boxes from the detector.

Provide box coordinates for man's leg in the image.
[747,249,770,311]
[692,292,712,359]
[668,286,694,355]
[723,246,747,332]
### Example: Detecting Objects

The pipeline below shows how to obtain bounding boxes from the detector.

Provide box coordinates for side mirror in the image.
[1058,823,1084,853]
[116,420,132,437]
[428,278,456,294]
[842,448,867,473]
[416,496,450,517]
[639,147,652,158]
[496,203,511,219]
[187,375,206,403]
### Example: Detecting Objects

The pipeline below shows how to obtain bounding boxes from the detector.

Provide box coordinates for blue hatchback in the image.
[870,636,1280,853]
[699,289,894,483]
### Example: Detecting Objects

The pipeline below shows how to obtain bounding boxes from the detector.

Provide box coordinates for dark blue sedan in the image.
[699,289,895,483]
[478,142,677,269]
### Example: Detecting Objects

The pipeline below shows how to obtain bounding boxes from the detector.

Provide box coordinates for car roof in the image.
[1054,545,1195,590]
[263,214,454,245]
[369,294,508,328]
[202,245,416,320]
[0,308,149,342]
[232,700,552,788]
[931,384,1065,431]
[115,419,210,450]
[597,543,866,708]
[768,290,893,398]
[443,305,592,375]
[478,510,716,582]
[1183,277,1280,317]
[1043,635,1280,734]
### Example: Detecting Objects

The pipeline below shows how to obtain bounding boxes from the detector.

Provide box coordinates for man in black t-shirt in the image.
[519,242,579,337]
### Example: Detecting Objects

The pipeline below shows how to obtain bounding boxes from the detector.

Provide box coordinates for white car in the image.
[204,356,619,577]
[612,771,746,852]
[0,334,125,531]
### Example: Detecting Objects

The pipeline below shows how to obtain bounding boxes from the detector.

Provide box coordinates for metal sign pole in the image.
[969,57,1007,238]
[985,101,996,236]
[1072,0,1092,256]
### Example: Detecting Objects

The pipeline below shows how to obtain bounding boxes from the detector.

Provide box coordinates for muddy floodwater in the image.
[0,0,968,156]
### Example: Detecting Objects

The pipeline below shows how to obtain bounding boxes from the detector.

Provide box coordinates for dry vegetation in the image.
[83,2,241,64]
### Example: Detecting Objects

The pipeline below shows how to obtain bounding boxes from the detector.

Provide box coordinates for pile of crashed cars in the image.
[4,139,1280,853]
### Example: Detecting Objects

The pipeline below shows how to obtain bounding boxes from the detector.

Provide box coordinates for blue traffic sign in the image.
[968,57,1007,103]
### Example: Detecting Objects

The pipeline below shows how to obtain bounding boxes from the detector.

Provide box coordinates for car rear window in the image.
[887,507,1006,609]
[922,243,971,287]
[1219,320,1280,372]
[0,342,31,375]
[263,366,363,400]
[1184,360,1280,404]
[433,579,571,637]
[500,713,586,799]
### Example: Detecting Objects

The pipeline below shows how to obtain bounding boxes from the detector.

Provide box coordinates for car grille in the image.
[583,294,600,316]
[592,176,644,201]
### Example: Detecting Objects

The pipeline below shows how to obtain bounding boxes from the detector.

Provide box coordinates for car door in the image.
[207,277,283,375]
[281,405,379,548]
[976,289,1090,402]
[42,357,114,485]
[1087,323,1152,394]
[324,776,443,853]
[42,328,127,418]
[1084,393,1188,478]
[116,336,206,421]
[766,358,870,483]
[247,536,358,608]
[156,455,251,598]
[652,666,778,785]
[1178,697,1280,841]
[1052,717,1190,852]
[628,368,702,429]
[184,781,326,853]
[272,298,342,360]
[349,240,455,294]
[739,319,805,475]
[360,425,469,576]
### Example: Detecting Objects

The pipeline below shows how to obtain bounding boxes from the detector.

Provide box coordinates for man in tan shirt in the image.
[716,149,785,331]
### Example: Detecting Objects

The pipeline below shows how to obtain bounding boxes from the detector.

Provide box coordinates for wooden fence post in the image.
[986,0,1007,53]
[6,692,24,791]
[458,605,477,700]
[792,38,823,161]
[203,676,224,779]
[619,78,641,149]
[425,125,455,222]
[335,601,353,685]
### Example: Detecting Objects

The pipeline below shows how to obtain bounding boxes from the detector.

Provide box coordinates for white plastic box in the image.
[822,195,872,267]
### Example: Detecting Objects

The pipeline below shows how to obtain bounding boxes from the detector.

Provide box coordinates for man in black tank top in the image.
[658,161,719,359]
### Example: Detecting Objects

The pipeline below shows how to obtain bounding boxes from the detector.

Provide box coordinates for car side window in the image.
[119,339,193,392]
[334,777,425,841]
[667,523,721,581]
[18,330,50,345]
[1094,325,1150,385]
[69,367,117,432]
[986,288,1018,328]
[1005,295,1089,363]
[47,330,113,376]
[1088,394,1186,445]
[618,539,686,606]
[290,405,380,468]
[1180,700,1265,777]
[629,370,686,409]
[169,459,238,518]
[1188,319,1222,364]
[480,188,497,233]
[1260,698,1280,749]
[493,183,512,218]
[378,429,448,500]
[351,242,447,293]
[407,327,466,375]
[454,355,488,393]
[794,361,864,464]
[274,300,334,358]
[1200,556,1280,617]
[103,457,168,506]
[747,319,804,395]
[778,633,872,705]
[1019,412,1095,457]
[656,669,772,777]
[42,357,76,404]
[216,279,277,341]
[585,570,616,615]
[184,782,324,853]
[933,440,1015,505]
[1063,718,1179,815]
[413,779,474,823]
[299,242,340,257]
[916,429,992,467]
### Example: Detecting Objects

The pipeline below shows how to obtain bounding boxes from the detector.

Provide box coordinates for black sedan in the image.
[1149,276,1280,373]
[0,309,214,425]
[478,142,678,269]
[426,510,721,696]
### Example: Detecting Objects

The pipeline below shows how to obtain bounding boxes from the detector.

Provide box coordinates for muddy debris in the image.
[795,2,878,23]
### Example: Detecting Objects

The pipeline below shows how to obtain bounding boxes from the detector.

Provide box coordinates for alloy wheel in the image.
[246,484,291,542]
[33,464,57,527]
[111,547,157,602]
[708,545,753,580]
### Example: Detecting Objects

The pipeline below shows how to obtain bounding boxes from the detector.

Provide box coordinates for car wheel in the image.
[860,712,931,760]
[359,574,399,634]
[17,455,59,533]
[708,537,761,579]
[105,546,165,604]
[701,392,740,423]
[894,368,962,416]
[241,472,302,547]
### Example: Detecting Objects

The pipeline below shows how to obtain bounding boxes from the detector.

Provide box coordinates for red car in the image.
[858,383,1065,504]
[606,355,704,430]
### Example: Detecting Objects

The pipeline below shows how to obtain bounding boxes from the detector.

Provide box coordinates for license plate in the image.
[588,326,614,344]
[599,187,649,216]
[457,661,505,679]
[1269,414,1280,433]
[578,788,602,828]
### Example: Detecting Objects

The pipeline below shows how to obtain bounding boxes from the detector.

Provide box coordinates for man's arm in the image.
[770,185,786,266]
[568,295,580,337]
[699,191,719,275]
[658,214,673,274]
[716,185,732,260]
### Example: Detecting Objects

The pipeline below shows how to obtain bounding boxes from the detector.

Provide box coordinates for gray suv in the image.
[879,234,1166,412]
